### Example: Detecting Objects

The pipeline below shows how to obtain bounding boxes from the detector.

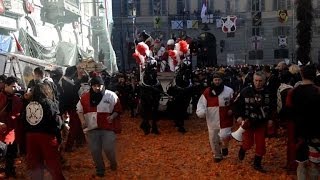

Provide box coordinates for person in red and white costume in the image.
[196,73,234,163]
[0,76,23,177]
[77,74,122,177]
[163,39,175,72]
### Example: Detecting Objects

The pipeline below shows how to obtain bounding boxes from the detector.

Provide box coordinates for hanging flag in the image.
[252,11,262,26]
[187,20,198,29]
[221,16,237,33]
[209,14,214,23]
[227,54,235,66]
[201,1,209,23]
[251,36,262,50]
[192,20,198,29]
[216,18,222,28]
[278,35,287,48]
[187,20,192,29]
[278,10,288,23]
[154,16,161,29]
[171,21,183,29]
[12,33,24,54]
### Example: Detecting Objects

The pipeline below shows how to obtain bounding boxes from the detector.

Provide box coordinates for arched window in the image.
[25,16,37,37]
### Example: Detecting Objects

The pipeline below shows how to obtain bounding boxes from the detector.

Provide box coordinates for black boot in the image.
[151,128,160,134]
[4,143,17,178]
[4,158,16,178]
[140,121,151,135]
[253,155,266,173]
[4,167,16,178]
[222,148,228,156]
[238,147,246,160]
[151,121,160,135]
[178,126,187,134]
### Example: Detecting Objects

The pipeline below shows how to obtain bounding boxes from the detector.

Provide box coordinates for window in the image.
[208,0,213,10]
[252,0,260,11]
[176,0,190,15]
[126,0,140,16]
[235,0,240,12]
[226,0,231,13]
[127,2,135,16]
[249,0,265,11]
[177,0,184,15]
[161,0,167,15]
[312,0,320,9]
[83,3,90,16]
[136,0,141,16]
[273,0,292,10]
[261,0,265,11]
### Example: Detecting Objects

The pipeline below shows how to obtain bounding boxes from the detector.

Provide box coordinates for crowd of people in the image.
[0,59,320,179]
[194,62,320,179]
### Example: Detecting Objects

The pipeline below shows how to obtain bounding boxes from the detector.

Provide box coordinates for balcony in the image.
[41,0,81,24]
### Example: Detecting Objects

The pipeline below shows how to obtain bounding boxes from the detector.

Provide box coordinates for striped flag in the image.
[12,33,24,54]
[201,0,209,23]
[187,20,198,29]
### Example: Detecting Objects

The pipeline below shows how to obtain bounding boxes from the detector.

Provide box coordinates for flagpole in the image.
[291,0,295,64]
[132,1,136,46]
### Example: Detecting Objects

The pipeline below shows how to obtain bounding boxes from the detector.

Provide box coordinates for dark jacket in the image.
[60,77,80,113]
[286,84,320,139]
[233,86,275,128]
[23,98,61,135]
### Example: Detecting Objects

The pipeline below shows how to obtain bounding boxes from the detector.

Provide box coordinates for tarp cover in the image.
[18,28,117,74]
[18,28,93,66]
[0,35,12,53]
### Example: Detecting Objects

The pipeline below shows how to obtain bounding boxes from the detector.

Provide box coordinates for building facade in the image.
[112,0,320,69]
[0,0,105,65]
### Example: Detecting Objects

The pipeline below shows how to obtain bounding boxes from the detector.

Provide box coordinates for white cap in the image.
[167,39,175,45]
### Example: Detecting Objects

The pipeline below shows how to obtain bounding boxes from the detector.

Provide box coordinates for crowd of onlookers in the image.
[0,60,320,179]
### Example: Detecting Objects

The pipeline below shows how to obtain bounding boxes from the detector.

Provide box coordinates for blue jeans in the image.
[86,129,117,175]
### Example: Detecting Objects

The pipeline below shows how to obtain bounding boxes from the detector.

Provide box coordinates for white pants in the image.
[207,127,231,159]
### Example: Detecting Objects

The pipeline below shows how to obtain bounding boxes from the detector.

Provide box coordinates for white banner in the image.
[216,18,222,28]
[171,21,183,30]
[187,20,198,29]
[227,54,235,66]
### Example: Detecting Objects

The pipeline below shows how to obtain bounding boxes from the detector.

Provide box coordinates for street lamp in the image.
[132,7,136,42]
[80,1,105,16]
[291,0,295,64]
[98,3,104,17]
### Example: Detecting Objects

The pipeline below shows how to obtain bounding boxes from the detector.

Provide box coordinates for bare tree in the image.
[296,0,314,65]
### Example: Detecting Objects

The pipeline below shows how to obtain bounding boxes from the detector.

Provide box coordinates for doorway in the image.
[197,32,217,67]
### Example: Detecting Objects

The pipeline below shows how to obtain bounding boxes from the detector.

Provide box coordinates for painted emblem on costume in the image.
[224,97,230,106]
[26,101,43,126]
[221,16,237,33]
